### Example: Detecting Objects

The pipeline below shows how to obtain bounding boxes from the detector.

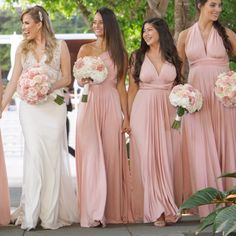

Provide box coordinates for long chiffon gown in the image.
[0,132,10,226]
[129,56,179,224]
[13,40,78,230]
[76,52,129,227]
[182,22,236,217]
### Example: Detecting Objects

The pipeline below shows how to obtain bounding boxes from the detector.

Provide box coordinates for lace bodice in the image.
[21,40,62,84]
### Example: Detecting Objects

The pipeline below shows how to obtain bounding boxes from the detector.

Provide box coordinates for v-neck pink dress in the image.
[75,52,129,227]
[0,132,10,226]
[129,56,180,223]
[182,22,236,216]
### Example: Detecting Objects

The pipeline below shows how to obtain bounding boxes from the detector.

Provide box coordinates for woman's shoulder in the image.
[77,42,98,58]
[225,27,236,38]
[178,27,192,42]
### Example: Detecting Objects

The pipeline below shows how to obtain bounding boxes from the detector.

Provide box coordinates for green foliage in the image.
[230,59,236,71]
[1,0,236,73]
[3,0,236,53]
[179,187,226,211]
[0,7,86,75]
[220,0,236,32]
[179,172,236,235]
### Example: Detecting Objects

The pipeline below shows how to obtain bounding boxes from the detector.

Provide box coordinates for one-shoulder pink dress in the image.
[75,52,129,227]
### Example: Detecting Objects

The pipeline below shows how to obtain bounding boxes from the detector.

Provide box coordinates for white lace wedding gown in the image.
[13,40,78,230]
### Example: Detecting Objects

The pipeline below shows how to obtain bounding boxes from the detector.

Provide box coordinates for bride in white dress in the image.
[2,5,78,230]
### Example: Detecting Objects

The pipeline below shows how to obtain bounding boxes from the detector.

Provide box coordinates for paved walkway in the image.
[1,105,217,236]
[0,215,216,236]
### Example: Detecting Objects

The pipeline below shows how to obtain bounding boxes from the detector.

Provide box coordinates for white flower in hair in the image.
[38,11,43,22]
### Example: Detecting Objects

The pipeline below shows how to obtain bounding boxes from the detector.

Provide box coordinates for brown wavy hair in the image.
[196,0,233,55]
[20,5,57,63]
[129,17,182,86]
[96,7,127,79]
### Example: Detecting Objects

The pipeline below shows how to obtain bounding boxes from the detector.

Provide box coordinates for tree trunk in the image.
[76,1,91,26]
[174,0,191,42]
[145,0,169,19]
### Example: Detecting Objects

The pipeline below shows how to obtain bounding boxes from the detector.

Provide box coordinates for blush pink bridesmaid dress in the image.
[182,22,236,217]
[129,56,180,224]
[0,131,10,226]
[75,52,129,227]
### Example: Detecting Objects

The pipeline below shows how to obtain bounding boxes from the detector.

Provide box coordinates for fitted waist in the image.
[140,82,173,90]
[189,58,228,68]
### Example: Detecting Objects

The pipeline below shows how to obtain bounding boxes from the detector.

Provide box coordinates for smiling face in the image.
[198,0,222,22]
[142,23,159,47]
[21,13,42,40]
[92,12,104,38]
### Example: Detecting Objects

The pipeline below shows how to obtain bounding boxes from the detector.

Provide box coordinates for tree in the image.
[174,0,191,41]
[3,0,170,52]
[2,0,236,52]
[0,7,86,76]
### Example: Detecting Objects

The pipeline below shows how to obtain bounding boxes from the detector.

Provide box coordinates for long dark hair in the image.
[96,7,127,79]
[130,17,182,85]
[196,0,233,55]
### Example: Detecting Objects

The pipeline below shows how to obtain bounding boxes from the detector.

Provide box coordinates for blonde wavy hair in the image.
[20,5,57,64]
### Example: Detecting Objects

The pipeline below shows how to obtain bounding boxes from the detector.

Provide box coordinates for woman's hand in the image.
[79,77,93,87]
[121,117,131,134]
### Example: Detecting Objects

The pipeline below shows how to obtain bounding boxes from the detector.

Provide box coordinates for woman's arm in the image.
[176,29,188,75]
[127,58,138,118]
[50,40,71,92]
[116,54,130,133]
[226,28,236,56]
[2,46,23,110]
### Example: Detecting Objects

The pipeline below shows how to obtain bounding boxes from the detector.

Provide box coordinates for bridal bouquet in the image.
[17,66,64,105]
[215,71,236,107]
[73,56,108,102]
[169,83,203,129]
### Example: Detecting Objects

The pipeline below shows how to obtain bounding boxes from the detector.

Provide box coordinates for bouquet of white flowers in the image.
[73,56,108,102]
[215,71,236,107]
[17,66,64,105]
[169,83,203,129]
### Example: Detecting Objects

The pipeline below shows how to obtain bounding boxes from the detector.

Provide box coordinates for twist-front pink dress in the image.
[0,131,10,225]
[129,56,180,223]
[75,52,129,227]
[182,22,236,216]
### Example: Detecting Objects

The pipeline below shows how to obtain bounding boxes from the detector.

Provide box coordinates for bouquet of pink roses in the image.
[73,56,108,102]
[215,71,236,107]
[17,66,64,105]
[169,83,203,129]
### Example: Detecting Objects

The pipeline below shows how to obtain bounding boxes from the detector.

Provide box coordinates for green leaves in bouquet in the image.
[179,172,236,236]
[54,95,65,105]
[81,94,88,103]
[176,106,186,116]
[171,106,186,129]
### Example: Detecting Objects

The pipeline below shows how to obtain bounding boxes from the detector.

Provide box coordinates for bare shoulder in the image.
[15,44,23,59]
[77,42,96,58]
[225,27,236,55]
[60,40,68,48]
[225,27,236,38]
[178,28,190,43]
[60,40,69,53]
